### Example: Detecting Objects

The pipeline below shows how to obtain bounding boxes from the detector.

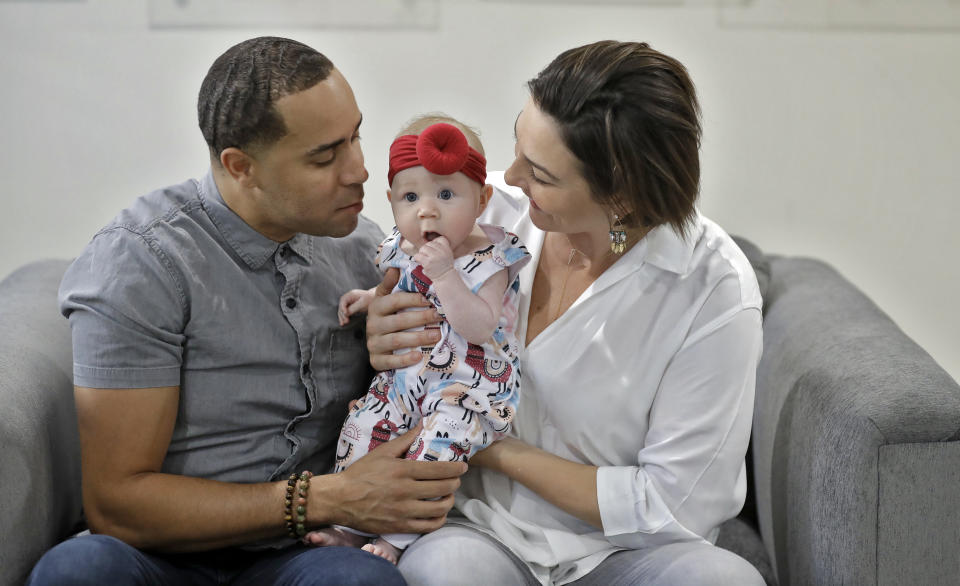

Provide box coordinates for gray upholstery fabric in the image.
[0,260,80,586]
[878,442,960,586]
[753,255,960,586]
[716,517,777,585]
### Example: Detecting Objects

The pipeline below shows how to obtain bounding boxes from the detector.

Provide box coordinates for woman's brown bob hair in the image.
[528,40,702,236]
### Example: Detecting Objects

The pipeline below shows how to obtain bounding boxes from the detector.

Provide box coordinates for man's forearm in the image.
[76,384,465,552]
[85,472,326,552]
[75,384,331,552]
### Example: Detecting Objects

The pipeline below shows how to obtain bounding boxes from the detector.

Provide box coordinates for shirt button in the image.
[285,298,297,309]
[279,245,289,257]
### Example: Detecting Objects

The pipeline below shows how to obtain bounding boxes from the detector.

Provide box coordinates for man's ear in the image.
[220,147,257,188]
[477,184,494,215]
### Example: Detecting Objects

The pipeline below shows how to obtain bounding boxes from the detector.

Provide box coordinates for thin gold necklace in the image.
[551,245,581,323]
[549,232,627,323]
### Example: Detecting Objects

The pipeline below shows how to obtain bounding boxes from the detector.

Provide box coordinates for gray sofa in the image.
[2,242,959,586]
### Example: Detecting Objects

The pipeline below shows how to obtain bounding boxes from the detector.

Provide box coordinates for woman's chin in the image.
[527,207,553,231]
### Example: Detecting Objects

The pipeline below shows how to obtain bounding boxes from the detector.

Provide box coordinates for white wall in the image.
[1,1,957,382]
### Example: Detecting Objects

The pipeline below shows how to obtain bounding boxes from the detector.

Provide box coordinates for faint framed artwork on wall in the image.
[720,0,960,31]
[479,0,750,5]
[148,0,439,29]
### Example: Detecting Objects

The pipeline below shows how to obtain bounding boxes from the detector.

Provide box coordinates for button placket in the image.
[275,252,316,464]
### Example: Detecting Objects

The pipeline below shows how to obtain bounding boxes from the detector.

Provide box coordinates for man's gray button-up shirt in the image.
[59,170,383,483]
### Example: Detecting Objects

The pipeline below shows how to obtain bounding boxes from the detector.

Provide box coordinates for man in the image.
[27,36,461,585]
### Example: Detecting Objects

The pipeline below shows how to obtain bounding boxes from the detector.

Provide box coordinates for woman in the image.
[366,41,765,585]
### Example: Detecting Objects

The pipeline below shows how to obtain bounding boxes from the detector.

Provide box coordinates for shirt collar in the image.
[197,169,304,269]
[636,211,702,275]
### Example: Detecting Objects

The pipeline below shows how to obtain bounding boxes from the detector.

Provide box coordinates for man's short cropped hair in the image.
[198,36,334,160]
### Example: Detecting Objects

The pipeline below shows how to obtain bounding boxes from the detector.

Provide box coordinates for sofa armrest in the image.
[0,259,81,586]
[752,256,960,586]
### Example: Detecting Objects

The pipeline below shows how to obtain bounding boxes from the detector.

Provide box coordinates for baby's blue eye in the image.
[403,192,418,203]
[438,189,454,201]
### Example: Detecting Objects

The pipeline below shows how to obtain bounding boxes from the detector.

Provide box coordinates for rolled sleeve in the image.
[59,227,187,389]
[597,465,673,536]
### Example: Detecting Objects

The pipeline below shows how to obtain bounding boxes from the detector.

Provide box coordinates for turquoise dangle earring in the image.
[609,214,626,254]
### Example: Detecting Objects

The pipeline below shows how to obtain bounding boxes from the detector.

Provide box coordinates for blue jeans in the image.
[27,534,406,586]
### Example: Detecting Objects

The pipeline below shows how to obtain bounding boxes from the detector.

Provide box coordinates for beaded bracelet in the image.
[284,471,312,538]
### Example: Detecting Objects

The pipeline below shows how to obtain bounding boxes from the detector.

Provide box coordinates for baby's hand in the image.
[414,237,455,281]
[338,288,375,326]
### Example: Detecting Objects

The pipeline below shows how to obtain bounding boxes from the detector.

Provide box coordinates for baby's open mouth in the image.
[423,231,441,242]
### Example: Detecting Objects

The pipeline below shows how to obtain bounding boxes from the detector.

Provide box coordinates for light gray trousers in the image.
[397,525,765,586]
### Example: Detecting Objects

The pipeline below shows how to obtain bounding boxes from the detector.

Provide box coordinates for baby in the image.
[305,115,529,563]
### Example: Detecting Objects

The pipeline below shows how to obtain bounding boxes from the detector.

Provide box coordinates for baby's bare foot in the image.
[302,527,368,548]
[362,538,401,564]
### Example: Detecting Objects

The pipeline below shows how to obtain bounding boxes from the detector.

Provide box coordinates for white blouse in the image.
[454,172,764,585]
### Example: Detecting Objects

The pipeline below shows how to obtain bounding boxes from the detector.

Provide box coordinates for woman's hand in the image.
[366,267,442,371]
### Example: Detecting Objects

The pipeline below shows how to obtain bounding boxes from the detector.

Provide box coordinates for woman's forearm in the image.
[478,438,602,528]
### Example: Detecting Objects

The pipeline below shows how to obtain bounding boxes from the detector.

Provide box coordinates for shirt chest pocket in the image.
[316,320,373,409]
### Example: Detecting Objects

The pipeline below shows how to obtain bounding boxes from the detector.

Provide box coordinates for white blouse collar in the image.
[639,212,703,276]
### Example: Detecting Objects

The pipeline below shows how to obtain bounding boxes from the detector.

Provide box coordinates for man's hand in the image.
[366,268,442,371]
[413,236,455,281]
[312,425,467,535]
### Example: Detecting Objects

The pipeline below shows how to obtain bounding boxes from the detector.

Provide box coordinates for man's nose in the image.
[341,139,368,186]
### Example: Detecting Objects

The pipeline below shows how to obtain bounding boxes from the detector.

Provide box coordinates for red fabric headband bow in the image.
[388,123,487,187]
